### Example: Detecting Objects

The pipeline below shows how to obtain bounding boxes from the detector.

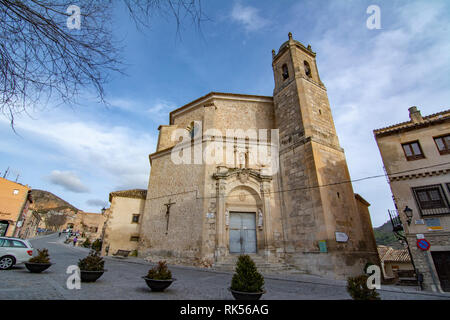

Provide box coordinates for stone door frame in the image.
[213,166,273,259]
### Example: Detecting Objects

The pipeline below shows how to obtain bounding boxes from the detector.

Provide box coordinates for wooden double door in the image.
[229,212,257,254]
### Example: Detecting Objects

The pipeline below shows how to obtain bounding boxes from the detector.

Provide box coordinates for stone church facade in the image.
[137,34,379,279]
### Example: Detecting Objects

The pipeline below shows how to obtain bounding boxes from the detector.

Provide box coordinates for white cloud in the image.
[147,100,175,123]
[108,98,136,112]
[109,97,174,124]
[48,170,89,193]
[310,1,450,226]
[4,115,156,191]
[231,2,269,32]
[86,199,108,207]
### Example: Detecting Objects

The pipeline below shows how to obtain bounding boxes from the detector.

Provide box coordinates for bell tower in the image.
[272,33,379,277]
[272,32,339,149]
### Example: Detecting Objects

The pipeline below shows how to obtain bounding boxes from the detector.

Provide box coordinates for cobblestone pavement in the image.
[1,234,449,300]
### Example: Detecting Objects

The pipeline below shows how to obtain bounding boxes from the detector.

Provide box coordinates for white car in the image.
[0,237,34,270]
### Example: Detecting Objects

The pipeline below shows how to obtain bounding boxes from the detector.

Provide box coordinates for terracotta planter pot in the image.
[80,270,106,282]
[24,262,52,273]
[142,277,175,292]
[229,288,266,300]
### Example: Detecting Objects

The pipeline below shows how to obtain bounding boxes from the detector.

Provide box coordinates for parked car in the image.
[0,237,34,270]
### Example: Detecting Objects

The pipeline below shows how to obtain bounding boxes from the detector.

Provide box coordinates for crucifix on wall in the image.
[164,198,176,233]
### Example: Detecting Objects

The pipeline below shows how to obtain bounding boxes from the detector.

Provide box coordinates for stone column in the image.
[215,178,227,259]
[261,180,274,257]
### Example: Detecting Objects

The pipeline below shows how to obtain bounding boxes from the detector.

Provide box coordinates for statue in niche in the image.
[258,208,263,228]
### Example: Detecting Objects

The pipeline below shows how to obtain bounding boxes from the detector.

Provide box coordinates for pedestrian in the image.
[58,231,61,237]
[73,236,78,246]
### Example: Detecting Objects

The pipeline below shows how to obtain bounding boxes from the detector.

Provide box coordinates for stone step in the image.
[216,256,282,262]
[213,266,291,273]
[213,260,291,273]
[212,254,289,272]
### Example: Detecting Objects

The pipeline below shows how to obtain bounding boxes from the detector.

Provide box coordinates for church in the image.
[135,33,379,278]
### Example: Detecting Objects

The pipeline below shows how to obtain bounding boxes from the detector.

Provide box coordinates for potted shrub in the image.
[229,255,265,300]
[130,249,138,257]
[25,248,52,273]
[78,250,106,282]
[91,239,102,252]
[346,275,381,300]
[143,261,175,292]
[82,238,91,248]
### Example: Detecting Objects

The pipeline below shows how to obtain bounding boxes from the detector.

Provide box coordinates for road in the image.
[1,233,449,300]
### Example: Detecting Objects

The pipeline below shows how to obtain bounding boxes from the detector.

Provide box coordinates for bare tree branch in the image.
[0,0,205,127]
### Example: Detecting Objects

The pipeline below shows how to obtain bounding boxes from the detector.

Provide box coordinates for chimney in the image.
[409,106,423,123]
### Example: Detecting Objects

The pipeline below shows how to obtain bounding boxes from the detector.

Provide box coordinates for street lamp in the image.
[403,206,413,225]
[389,206,419,288]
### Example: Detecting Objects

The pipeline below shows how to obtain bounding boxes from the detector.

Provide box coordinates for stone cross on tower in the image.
[164,198,176,232]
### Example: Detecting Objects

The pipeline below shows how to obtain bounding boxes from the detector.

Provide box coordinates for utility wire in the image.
[144,161,450,202]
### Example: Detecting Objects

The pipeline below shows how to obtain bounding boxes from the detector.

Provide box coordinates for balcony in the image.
[389,209,404,232]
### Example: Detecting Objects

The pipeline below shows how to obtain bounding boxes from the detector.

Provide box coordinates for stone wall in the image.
[140,93,281,266]
[138,149,206,265]
[102,196,145,256]
[0,177,31,237]
[408,232,450,292]
[374,108,450,292]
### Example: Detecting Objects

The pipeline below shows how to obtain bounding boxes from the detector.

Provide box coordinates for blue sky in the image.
[1,0,449,227]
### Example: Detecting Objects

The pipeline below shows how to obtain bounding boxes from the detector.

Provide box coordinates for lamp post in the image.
[389,207,419,287]
[403,206,413,225]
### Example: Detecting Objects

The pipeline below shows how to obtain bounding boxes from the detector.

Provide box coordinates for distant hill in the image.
[30,189,79,214]
[373,220,403,249]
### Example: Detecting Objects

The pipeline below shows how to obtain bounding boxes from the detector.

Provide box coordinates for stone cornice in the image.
[355,194,371,207]
[149,146,174,165]
[109,189,147,202]
[272,39,316,64]
[389,168,449,181]
[279,135,343,156]
[374,109,450,137]
[213,167,273,182]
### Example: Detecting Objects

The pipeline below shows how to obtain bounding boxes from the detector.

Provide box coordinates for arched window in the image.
[282,64,289,80]
[304,61,312,78]
[187,121,199,139]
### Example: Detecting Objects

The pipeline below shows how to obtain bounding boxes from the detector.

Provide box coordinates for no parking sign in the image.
[417,238,431,251]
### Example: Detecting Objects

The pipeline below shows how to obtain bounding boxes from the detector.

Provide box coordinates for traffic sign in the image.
[417,238,431,251]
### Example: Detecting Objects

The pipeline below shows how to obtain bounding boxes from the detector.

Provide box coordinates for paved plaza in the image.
[1,234,449,300]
